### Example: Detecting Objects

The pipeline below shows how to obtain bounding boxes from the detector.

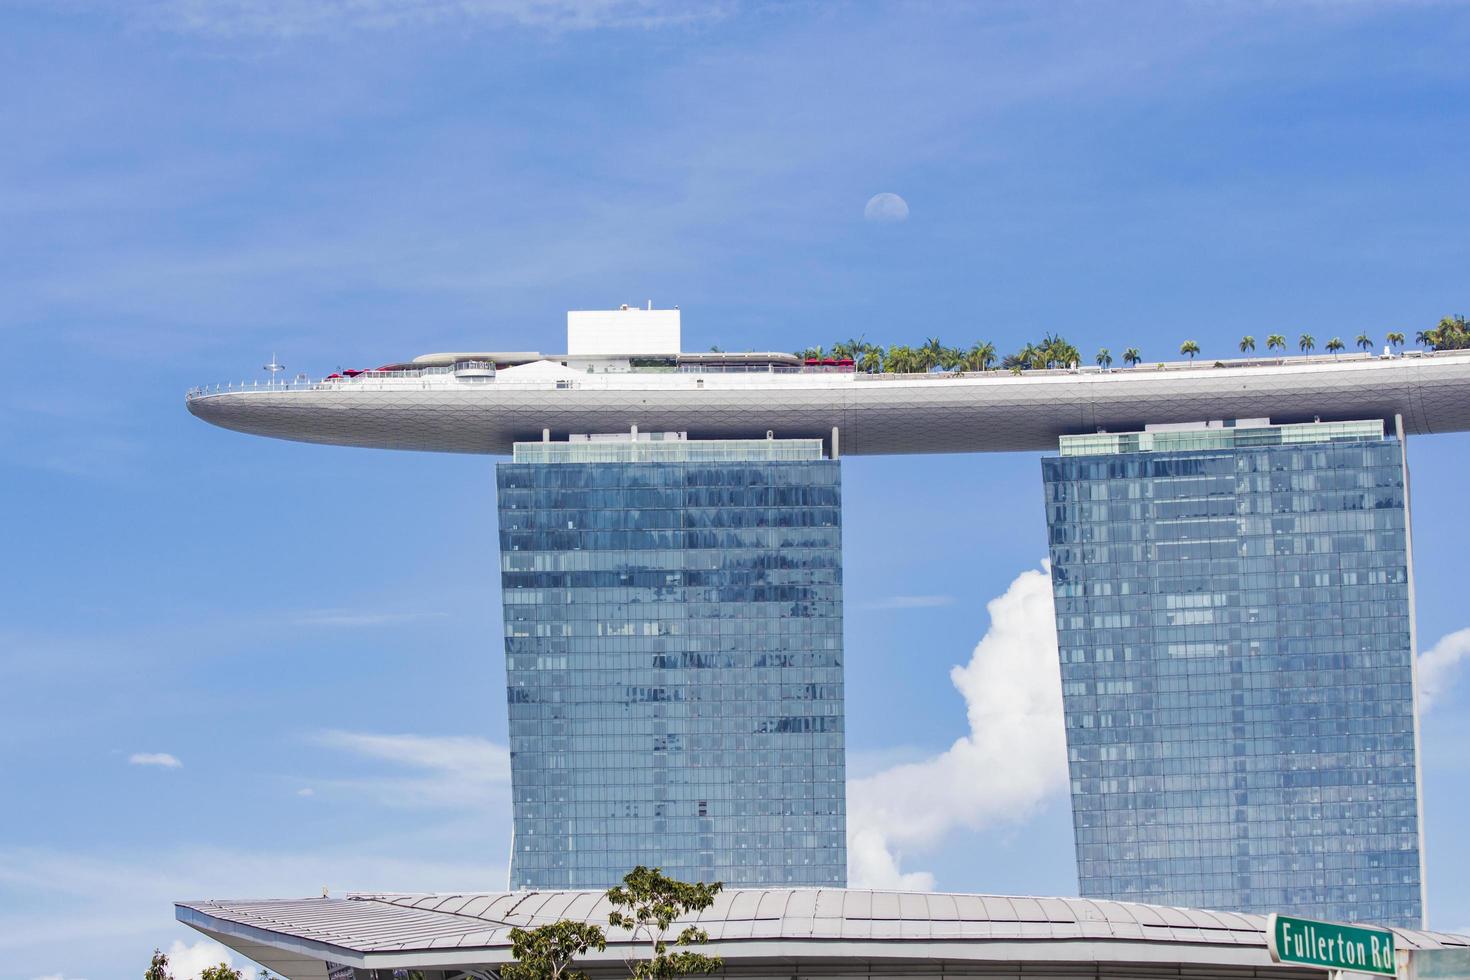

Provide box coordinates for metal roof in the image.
[177,887,1470,977]
[185,349,1470,456]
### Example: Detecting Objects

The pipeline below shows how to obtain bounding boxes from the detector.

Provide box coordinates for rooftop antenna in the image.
[264,353,286,386]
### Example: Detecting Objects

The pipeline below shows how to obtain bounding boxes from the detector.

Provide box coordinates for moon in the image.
[864,192,909,223]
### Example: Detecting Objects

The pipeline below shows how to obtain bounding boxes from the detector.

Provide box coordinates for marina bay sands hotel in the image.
[188,306,1470,930]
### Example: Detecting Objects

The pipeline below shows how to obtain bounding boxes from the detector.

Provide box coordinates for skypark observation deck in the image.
[186,347,1470,456]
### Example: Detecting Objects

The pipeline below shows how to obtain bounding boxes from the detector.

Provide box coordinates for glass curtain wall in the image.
[497,438,846,889]
[1042,421,1423,927]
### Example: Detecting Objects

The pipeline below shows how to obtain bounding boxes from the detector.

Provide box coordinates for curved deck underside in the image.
[186,353,1470,456]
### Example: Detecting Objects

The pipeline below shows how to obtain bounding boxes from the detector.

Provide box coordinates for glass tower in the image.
[1042,419,1424,927]
[496,436,846,889]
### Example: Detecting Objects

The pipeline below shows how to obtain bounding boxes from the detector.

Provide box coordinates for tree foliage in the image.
[606,866,723,980]
[145,950,173,980]
[1416,315,1470,350]
[502,920,608,980]
[792,314,1464,374]
[199,966,243,980]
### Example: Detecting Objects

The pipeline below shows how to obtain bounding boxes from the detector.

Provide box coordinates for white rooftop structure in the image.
[176,887,1469,980]
[566,304,681,356]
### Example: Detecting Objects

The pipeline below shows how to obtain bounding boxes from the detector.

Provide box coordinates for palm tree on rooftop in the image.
[1240,335,1255,354]
[1266,334,1286,352]
[918,337,944,372]
[1387,331,1406,351]
[858,346,882,373]
[1416,329,1436,349]
[967,341,997,371]
[1326,337,1345,357]
[1180,340,1200,361]
[1096,348,1113,370]
[1123,347,1141,367]
[1356,332,1374,352]
[1299,333,1315,354]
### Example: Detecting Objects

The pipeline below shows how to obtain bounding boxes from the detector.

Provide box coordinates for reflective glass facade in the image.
[1042,422,1424,927]
[497,438,846,889]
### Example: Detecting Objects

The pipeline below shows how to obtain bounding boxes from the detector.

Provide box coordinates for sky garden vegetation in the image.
[795,315,1470,374]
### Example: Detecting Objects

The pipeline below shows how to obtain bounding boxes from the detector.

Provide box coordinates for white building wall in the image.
[567,307,681,356]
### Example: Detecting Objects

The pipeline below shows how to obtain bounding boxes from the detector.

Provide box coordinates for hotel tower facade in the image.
[1043,419,1424,927]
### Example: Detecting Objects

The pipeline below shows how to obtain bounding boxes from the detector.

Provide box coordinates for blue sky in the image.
[4,1,1470,977]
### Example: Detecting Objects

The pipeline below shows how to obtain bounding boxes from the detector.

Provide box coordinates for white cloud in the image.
[137,0,727,36]
[313,730,511,806]
[865,594,954,610]
[31,974,87,980]
[128,753,182,769]
[296,787,315,797]
[863,192,909,223]
[1419,627,1470,713]
[164,939,255,980]
[847,564,1067,889]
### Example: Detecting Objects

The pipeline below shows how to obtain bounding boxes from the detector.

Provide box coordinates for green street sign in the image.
[1266,913,1398,977]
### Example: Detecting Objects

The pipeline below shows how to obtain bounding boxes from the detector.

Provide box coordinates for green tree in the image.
[1123,347,1141,367]
[917,337,945,372]
[884,344,916,373]
[1356,332,1374,352]
[1180,340,1200,361]
[145,950,173,980]
[1326,337,1345,356]
[1430,315,1470,350]
[606,867,723,980]
[200,966,243,980]
[1299,333,1315,354]
[1239,335,1255,353]
[501,920,608,980]
[964,341,997,371]
[857,346,883,373]
[1096,348,1112,369]
[1266,334,1286,352]
[1386,331,1406,350]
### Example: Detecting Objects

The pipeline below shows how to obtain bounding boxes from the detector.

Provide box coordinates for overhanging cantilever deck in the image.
[185,351,1470,456]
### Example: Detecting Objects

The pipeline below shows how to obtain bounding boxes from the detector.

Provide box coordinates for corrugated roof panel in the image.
[870,892,901,920]
[1008,897,1047,922]
[898,893,927,920]
[952,895,988,921]
[783,916,815,938]
[784,890,818,919]
[563,892,604,921]
[726,890,762,921]
[1036,898,1076,922]
[813,889,844,919]
[455,896,506,921]
[178,889,1470,964]
[925,893,959,921]
[755,890,790,920]
[980,897,1019,921]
